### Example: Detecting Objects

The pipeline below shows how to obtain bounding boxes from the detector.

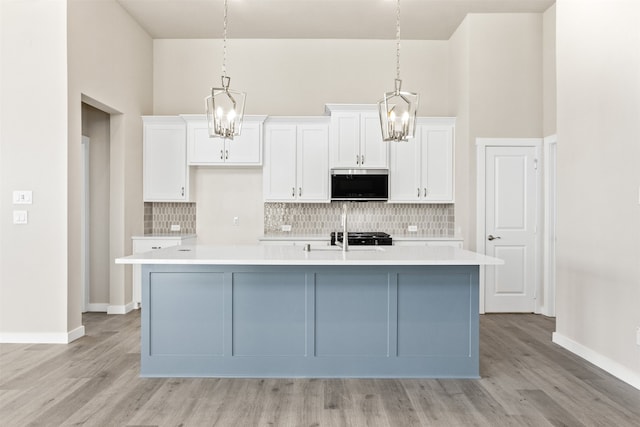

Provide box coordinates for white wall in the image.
[555,0,640,385]
[449,13,543,250]
[67,0,153,317]
[0,0,70,341]
[0,0,152,341]
[543,4,557,136]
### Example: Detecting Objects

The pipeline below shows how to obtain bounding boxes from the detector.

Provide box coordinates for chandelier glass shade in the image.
[205,0,246,139]
[378,0,419,142]
[205,76,246,139]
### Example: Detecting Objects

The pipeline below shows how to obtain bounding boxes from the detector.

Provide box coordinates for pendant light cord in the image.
[396,0,401,81]
[222,0,228,78]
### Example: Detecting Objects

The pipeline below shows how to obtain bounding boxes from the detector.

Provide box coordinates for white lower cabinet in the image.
[389,118,455,203]
[258,238,331,247]
[131,235,196,307]
[263,118,330,202]
[393,239,463,248]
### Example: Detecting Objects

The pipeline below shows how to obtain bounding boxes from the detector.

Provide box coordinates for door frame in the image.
[476,138,544,314]
[81,135,90,313]
[542,134,557,317]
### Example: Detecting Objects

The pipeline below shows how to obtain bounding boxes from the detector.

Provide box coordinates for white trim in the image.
[476,138,544,314]
[81,135,90,313]
[552,332,640,391]
[86,303,109,312]
[67,325,86,343]
[107,301,136,315]
[542,134,557,317]
[1,326,85,344]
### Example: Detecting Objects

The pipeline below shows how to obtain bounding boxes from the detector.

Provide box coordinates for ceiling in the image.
[116,0,555,40]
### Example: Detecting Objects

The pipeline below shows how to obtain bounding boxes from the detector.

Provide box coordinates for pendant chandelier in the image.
[205,0,246,139]
[378,0,419,142]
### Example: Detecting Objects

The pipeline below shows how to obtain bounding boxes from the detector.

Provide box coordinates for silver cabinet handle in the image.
[181,186,185,197]
[488,235,502,241]
[424,188,427,197]
[361,155,364,165]
[151,246,161,250]
[220,149,224,160]
[356,155,360,165]
[417,188,420,197]
[299,187,302,197]
[225,150,229,160]
[292,187,295,197]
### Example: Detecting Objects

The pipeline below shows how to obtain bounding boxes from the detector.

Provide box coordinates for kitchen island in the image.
[116,245,502,378]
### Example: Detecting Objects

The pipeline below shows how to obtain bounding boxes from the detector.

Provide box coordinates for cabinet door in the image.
[143,120,188,201]
[263,125,297,201]
[388,135,421,202]
[187,119,225,165]
[421,125,454,202]
[297,124,329,202]
[226,121,262,165]
[360,112,388,168]
[330,112,360,168]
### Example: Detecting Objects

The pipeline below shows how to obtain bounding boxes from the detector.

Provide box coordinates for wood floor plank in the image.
[518,389,586,427]
[1,311,640,427]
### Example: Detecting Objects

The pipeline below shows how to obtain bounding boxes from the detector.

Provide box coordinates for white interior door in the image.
[484,145,539,312]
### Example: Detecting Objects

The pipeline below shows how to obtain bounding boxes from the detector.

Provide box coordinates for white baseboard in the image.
[67,325,85,343]
[86,303,109,312]
[553,332,640,391]
[107,301,136,315]
[1,325,85,344]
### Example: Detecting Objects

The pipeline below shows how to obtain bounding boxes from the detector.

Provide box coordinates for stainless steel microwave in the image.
[330,168,389,201]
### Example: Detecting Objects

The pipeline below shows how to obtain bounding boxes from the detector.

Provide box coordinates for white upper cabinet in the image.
[263,118,330,203]
[326,105,388,168]
[183,115,266,166]
[143,116,191,202]
[389,118,455,203]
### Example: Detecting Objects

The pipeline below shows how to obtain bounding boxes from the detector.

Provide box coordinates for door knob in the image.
[487,235,501,241]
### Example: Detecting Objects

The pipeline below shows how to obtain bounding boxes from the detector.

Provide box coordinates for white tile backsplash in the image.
[264,202,454,237]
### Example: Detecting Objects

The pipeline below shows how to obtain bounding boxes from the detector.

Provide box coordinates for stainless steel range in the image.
[330,231,393,246]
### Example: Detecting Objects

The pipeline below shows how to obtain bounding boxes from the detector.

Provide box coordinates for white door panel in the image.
[485,145,537,313]
[494,246,527,294]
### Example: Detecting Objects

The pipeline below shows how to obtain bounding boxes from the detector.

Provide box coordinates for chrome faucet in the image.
[335,203,349,252]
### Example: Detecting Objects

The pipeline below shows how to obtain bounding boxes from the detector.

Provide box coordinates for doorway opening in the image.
[81,103,111,312]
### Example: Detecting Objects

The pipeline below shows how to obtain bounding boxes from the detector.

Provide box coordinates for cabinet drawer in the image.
[132,237,195,253]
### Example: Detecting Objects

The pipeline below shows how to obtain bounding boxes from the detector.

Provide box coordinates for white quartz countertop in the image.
[116,244,503,266]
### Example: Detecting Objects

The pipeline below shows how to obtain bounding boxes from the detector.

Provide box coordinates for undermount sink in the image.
[305,246,386,252]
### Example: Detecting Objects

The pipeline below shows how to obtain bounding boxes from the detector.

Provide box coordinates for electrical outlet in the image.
[408,225,418,232]
[170,224,181,232]
[281,224,292,232]
[233,216,239,226]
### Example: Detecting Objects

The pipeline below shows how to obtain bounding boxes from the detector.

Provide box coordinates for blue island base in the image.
[141,264,479,378]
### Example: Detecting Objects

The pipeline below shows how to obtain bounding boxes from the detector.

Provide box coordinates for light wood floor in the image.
[1,312,640,426]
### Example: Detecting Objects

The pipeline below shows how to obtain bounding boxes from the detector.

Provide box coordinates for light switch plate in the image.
[170,224,181,231]
[13,190,32,204]
[281,224,292,232]
[13,210,28,224]
[408,225,418,232]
